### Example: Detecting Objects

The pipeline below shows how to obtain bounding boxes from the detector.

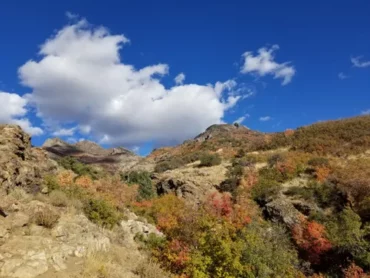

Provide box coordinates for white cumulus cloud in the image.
[259,116,271,122]
[52,127,76,137]
[241,45,295,85]
[174,73,185,85]
[19,19,244,146]
[351,56,370,68]
[0,91,43,136]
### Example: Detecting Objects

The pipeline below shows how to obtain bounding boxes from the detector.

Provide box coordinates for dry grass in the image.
[135,259,172,278]
[33,192,50,203]
[81,251,119,278]
[80,246,152,278]
[49,190,69,207]
[8,187,30,201]
[32,207,60,228]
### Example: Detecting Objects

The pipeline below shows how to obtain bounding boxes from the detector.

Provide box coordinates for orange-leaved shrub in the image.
[343,263,368,278]
[292,217,332,264]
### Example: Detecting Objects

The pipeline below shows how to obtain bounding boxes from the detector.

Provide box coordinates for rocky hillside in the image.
[2,116,370,278]
[0,125,169,278]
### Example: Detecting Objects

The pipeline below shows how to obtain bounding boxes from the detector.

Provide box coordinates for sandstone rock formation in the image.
[0,125,57,194]
[154,161,229,204]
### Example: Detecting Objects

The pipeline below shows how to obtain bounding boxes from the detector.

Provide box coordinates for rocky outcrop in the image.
[264,197,303,228]
[0,192,159,278]
[263,177,320,229]
[154,162,229,204]
[120,210,164,248]
[0,125,57,194]
[0,194,111,278]
[194,124,251,142]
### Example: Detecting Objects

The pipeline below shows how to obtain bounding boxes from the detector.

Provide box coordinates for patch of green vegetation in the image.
[154,159,183,173]
[83,198,121,229]
[199,153,222,167]
[327,208,370,269]
[308,157,330,167]
[154,152,206,173]
[232,155,257,167]
[58,156,101,180]
[121,171,156,201]
[44,175,61,191]
[252,168,283,202]
[285,181,343,209]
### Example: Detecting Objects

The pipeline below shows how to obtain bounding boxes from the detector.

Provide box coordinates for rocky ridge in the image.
[0,125,164,278]
[42,138,144,173]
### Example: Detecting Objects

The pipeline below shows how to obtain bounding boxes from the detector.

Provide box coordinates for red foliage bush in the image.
[206,192,233,218]
[292,219,332,264]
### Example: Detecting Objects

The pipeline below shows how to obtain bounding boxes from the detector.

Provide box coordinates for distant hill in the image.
[42,138,140,172]
[150,115,370,162]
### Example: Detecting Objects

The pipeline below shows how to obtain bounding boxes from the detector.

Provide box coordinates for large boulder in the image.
[154,162,228,204]
[264,197,304,228]
[0,125,57,194]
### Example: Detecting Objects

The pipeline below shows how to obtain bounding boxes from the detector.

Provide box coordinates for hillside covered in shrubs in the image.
[2,115,370,277]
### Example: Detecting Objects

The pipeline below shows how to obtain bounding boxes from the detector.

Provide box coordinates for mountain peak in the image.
[42,137,70,148]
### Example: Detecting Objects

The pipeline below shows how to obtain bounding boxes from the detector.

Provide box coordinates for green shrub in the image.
[327,208,370,269]
[218,178,239,199]
[154,161,172,173]
[285,186,315,200]
[285,181,342,209]
[227,164,244,179]
[312,181,343,208]
[121,171,156,201]
[154,157,186,173]
[44,175,61,191]
[62,184,89,200]
[58,156,101,180]
[83,198,121,229]
[239,222,299,277]
[251,177,281,202]
[258,167,286,183]
[182,152,204,164]
[199,153,222,167]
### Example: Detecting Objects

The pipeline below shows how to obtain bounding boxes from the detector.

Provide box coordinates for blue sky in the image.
[0,0,369,155]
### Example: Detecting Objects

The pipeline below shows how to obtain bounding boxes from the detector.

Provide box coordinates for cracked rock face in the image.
[0,125,57,194]
[153,162,228,204]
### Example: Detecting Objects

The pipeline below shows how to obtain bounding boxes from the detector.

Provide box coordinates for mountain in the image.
[42,138,141,173]
[149,123,266,162]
